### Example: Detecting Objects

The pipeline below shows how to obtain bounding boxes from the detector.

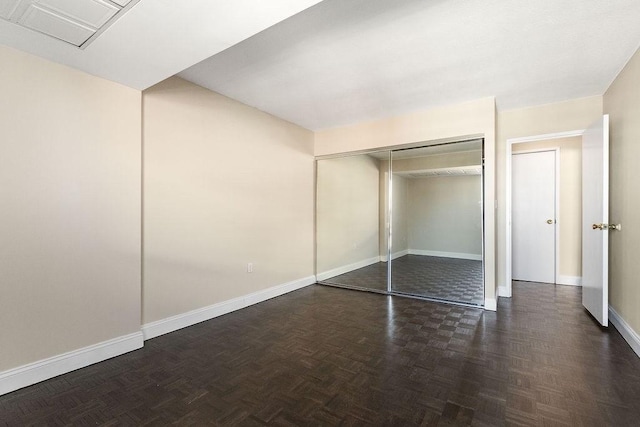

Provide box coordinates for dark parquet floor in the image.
[323,255,484,306]
[2,281,640,426]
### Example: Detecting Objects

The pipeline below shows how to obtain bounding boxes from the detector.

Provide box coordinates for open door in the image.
[582,115,609,326]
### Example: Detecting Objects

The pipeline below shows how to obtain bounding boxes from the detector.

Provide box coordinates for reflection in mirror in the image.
[390,140,484,306]
[316,153,388,292]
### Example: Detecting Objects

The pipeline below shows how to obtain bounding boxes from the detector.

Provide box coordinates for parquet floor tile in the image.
[1,281,640,426]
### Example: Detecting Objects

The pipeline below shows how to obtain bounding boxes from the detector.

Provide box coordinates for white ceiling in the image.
[0,0,322,89]
[180,0,640,130]
[2,0,639,131]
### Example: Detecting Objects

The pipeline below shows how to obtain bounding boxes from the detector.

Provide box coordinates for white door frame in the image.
[504,130,584,298]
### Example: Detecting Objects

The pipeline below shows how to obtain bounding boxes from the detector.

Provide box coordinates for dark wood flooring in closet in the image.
[2,281,640,426]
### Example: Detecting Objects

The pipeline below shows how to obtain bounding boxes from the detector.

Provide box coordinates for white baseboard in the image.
[0,332,143,396]
[557,275,582,286]
[379,249,409,262]
[498,277,580,297]
[142,275,316,340]
[484,298,497,311]
[408,249,482,261]
[316,257,380,281]
[609,306,640,358]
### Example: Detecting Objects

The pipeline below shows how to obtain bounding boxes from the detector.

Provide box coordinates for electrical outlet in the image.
[247,263,253,273]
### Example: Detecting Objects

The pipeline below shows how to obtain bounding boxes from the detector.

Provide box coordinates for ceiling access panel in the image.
[0,0,134,47]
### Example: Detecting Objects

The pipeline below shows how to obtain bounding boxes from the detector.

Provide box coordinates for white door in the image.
[512,150,556,283]
[582,115,609,326]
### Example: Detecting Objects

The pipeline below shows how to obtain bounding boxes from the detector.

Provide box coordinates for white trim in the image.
[498,285,509,297]
[484,298,497,311]
[0,332,143,396]
[244,276,315,306]
[142,275,316,340]
[506,129,584,298]
[511,147,560,155]
[554,149,561,285]
[408,249,482,261]
[380,249,409,262]
[602,115,610,327]
[557,275,582,286]
[316,257,380,281]
[506,130,585,145]
[609,306,640,358]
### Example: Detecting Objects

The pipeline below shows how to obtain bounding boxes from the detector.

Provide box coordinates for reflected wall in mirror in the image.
[389,140,484,306]
[316,153,388,292]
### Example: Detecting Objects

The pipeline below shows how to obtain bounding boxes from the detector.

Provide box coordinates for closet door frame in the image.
[315,138,486,309]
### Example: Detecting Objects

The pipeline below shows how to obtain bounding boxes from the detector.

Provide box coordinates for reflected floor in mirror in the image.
[322,255,483,306]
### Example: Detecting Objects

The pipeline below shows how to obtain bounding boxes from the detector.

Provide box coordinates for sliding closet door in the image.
[316,153,389,293]
[390,141,485,306]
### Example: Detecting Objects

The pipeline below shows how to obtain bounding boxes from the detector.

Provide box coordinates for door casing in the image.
[504,130,584,298]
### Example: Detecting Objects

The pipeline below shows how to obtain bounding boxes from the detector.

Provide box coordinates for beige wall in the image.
[315,97,497,303]
[314,99,494,157]
[385,151,483,257]
[143,77,315,324]
[497,96,603,292]
[378,166,389,258]
[408,176,482,256]
[317,154,380,273]
[0,46,142,371]
[391,174,409,256]
[377,162,410,259]
[604,46,640,335]
[512,137,582,278]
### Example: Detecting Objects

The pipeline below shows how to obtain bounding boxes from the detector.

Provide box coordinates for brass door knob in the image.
[547,219,554,224]
[593,223,622,231]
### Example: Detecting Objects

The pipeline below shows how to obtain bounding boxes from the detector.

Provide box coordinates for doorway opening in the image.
[505,131,583,297]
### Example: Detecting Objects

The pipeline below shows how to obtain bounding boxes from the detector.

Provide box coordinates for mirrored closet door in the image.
[316,152,390,293]
[390,141,484,306]
[316,140,484,307]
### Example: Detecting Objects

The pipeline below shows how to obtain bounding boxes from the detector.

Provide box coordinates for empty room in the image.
[1,0,640,425]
